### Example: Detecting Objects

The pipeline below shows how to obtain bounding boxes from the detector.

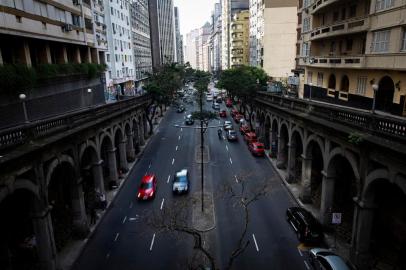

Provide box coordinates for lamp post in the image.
[19,93,29,123]
[372,84,379,114]
[308,82,313,101]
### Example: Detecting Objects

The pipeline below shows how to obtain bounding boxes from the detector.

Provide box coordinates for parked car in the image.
[172,169,190,195]
[226,99,233,107]
[233,114,243,123]
[206,95,213,101]
[309,248,350,270]
[212,103,220,110]
[244,132,257,144]
[240,124,250,135]
[248,142,265,156]
[226,130,238,141]
[219,110,227,118]
[177,106,185,113]
[137,174,157,201]
[231,109,239,117]
[286,207,323,243]
[223,121,232,129]
[216,97,222,103]
[185,114,194,125]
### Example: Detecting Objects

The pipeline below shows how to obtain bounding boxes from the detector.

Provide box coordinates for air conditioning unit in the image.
[63,24,73,32]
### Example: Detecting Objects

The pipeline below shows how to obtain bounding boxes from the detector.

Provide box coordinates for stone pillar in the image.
[32,209,57,270]
[74,47,81,63]
[276,135,287,169]
[58,46,68,64]
[71,178,89,237]
[300,154,312,203]
[350,199,375,270]
[126,132,136,161]
[319,171,335,225]
[85,47,92,63]
[20,42,32,67]
[91,48,100,64]
[39,43,52,64]
[107,148,119,183]
[139,122,146,145]
[91,160,105,195]
[0,47,4,65]
[118,140,128,173]
[285,143,296,183]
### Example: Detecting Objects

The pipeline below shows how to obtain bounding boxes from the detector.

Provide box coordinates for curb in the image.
[66,109,169,270]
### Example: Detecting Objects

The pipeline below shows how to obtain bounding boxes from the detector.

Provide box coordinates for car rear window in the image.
[175,176,187,183]
[256,145,264,149]
[140,182,153,189]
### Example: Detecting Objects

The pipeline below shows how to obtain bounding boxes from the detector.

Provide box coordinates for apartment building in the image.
[249,0,265,67]
[197,22,212,71]
[230,10,250,67]
[130,0,152,83]
[210,1,223,73]
[184,28,199,69]
[298,0,406,116]
[174,6,184,64]
[105,0,134,96]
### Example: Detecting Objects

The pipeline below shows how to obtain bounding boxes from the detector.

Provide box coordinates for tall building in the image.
[174,7,184,64]
[197,22,212,71]
[230,10,250,67]
[105,0,135,95]
[130,0,152,83]
[298,0,406,116]
[184,28,199,69]
[210,1,223,73]
[249,0,265,67]
[221,0,249,70]
[149,0,176,69]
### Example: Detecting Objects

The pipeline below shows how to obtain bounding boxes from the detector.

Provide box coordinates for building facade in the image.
[184,28,199,69]
[230,10,250,67]
[105,0,135,96]
[210,1,223,73]
[174,7,184,64]
[197,22,212,71]
[249,0,265,67]
[130,0,152,83]
[298,0,406,116]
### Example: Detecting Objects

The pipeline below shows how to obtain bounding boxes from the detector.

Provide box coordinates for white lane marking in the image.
[304,261,310,270]
[218,120,221,124]
[148,163,151,169]
[149,233,156,251]
[223,136,226,140]
[160,198,165,210]
[129,202,133,209]
[176,145,178,151]
[129,217,137,221]
[172,158,175,165]
[122,216,127,224]
[298,248,303,257]
[178,135,181,140]
[229,158,233,164]
[226,145,229,151]
[106,252,110,259]
[114,233,120,242]
[167,175,171,183]
[252,234,259,252]
[234,175,238,183]
[181,128,183,132]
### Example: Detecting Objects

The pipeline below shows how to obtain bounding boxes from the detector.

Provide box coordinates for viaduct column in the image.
[107,148,119,184]
[300,154,312,203]
[118,139,128,173]
[319,171,335,225]
[126,132,136,162]
[285,143,296,183]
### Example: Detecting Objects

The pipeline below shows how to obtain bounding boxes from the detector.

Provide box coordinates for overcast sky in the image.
[173,0,217,36]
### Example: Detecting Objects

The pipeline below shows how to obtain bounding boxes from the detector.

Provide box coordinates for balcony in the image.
[310,16,369,41]
[299,55,365,68]
[310,0,342,14]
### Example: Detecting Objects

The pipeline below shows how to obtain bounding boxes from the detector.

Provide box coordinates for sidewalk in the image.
[59,108,169,270]
[263,150,352,263]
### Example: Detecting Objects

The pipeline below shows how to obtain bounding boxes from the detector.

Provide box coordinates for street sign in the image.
[332,212,342,224]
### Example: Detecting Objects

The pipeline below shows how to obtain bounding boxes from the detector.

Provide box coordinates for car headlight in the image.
[137,192,141,198]
[185,186,188,191]
[150,191,154,196]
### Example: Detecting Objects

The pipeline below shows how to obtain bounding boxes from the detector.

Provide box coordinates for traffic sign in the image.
[332,212,342,224]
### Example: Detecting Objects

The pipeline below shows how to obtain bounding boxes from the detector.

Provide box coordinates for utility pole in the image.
[199,85,205,212]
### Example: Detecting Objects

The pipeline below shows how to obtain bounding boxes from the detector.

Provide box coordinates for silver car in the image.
[309,248,350,270]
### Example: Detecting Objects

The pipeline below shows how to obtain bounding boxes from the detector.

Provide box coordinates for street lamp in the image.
[19,93,29,123]
[87,88,93,107]
[372,84,379,114]
[308,82,313,101]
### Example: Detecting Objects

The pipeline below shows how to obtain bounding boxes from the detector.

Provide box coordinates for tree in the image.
[217,66,268,130]
[142,173,272,270]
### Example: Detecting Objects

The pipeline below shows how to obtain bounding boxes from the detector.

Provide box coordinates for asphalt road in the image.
[72,96,315,270]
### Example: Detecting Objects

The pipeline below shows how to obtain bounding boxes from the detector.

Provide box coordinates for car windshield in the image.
[256,145,264,149]
[175,176,187,183]
[140,182,153,189]
[229,131,236,135]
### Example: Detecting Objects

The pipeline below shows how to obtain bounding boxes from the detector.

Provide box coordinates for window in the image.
[356,76,367,95]
[371,30,390,52]
[106,54,110,62]
[302,42,310,57]
[317,72,324,87]
[303,17,310,32]
[402,30,406,51]
[346,39,353,51]
[111,7,113,15]
[42,22,46,29]
[349,5,357,17]
[16,15,22,23]
[375,0,394,11]
[72,14,80,27]
[307,72,313,84]
[333,11,339,22]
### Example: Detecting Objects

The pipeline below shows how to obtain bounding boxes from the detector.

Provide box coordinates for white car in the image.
[223,121,232,128]
[309,248,350,270]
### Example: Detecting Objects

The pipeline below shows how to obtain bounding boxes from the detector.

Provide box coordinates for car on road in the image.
[212,103,220,110]
[173,169,190,194]
[226,130,238,141]
[137,174,157,201]
[219,110,227,118]
[244,132,257,144]
[206,95,213,102]
[233,114,243,123]
[226,99,233,107]
[248,142,265,156]
[216,97,222,103]
[185,114,194,125]
[286,207,323,243]
[177,106,185,113]
[240,124,250,135]
[231,109,239,117]
[309,248,350,270]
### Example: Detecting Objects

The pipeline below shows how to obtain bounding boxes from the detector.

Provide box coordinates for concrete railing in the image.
[255,92,406,143]
[0,94,150,152]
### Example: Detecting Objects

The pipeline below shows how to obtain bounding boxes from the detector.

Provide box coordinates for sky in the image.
[173,0,217,37]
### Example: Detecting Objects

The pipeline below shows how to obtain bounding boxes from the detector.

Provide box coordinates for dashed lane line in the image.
[229,158,233,164]
[304,261,310,270]
[178,135,181,140]
[122,216,127,224]
[252,234,259,252]
[298,248,303,257]
[149,233,156,251]
[129,202,133,209]
[176,145,178,151]
[114,233,119,242]
[226,145,229,151]
[181,128,183,132]
[167,175,171,183]
[160,198,165,210]
[172,158,175,165]
[234,175,238,183]
[148,163,151,169]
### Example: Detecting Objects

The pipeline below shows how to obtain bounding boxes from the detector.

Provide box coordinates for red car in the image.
[248,142,265,156]
[240,124,250,135]
[226,99,233,107]
[219,110,227,118]
[244,132,257,144]
[231,109,239,117]
[137,174,157,200]
[233,114,244,123]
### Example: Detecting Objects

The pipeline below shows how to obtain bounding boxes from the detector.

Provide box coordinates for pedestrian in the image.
[90,208,97,225]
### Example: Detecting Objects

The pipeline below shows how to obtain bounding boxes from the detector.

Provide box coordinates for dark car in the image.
[286,207,323,243]
[226,130,238,141]
[226,99,233,107]
[177,106,185,113]
[172,169,190,194]
[185,114,194,125]
[216,97,222,103]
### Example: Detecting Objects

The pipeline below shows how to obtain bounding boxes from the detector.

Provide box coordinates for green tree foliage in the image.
[217,66,268,129]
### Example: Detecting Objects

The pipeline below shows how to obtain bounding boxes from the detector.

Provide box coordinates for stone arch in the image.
[0,179,41,206]
[340,75,349,92]
[287,127,305,183]
[376,75,395,113]
[290,126,304,145]
[276,122,289,169]
[99,131,114,151]
[328,74,336,89]
[78,140,99,165]
[326,147,360,183]
[304,134,325,160]
[45,154,77,188]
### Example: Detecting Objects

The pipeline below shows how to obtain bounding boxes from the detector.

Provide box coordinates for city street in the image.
[72,96,313,270]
